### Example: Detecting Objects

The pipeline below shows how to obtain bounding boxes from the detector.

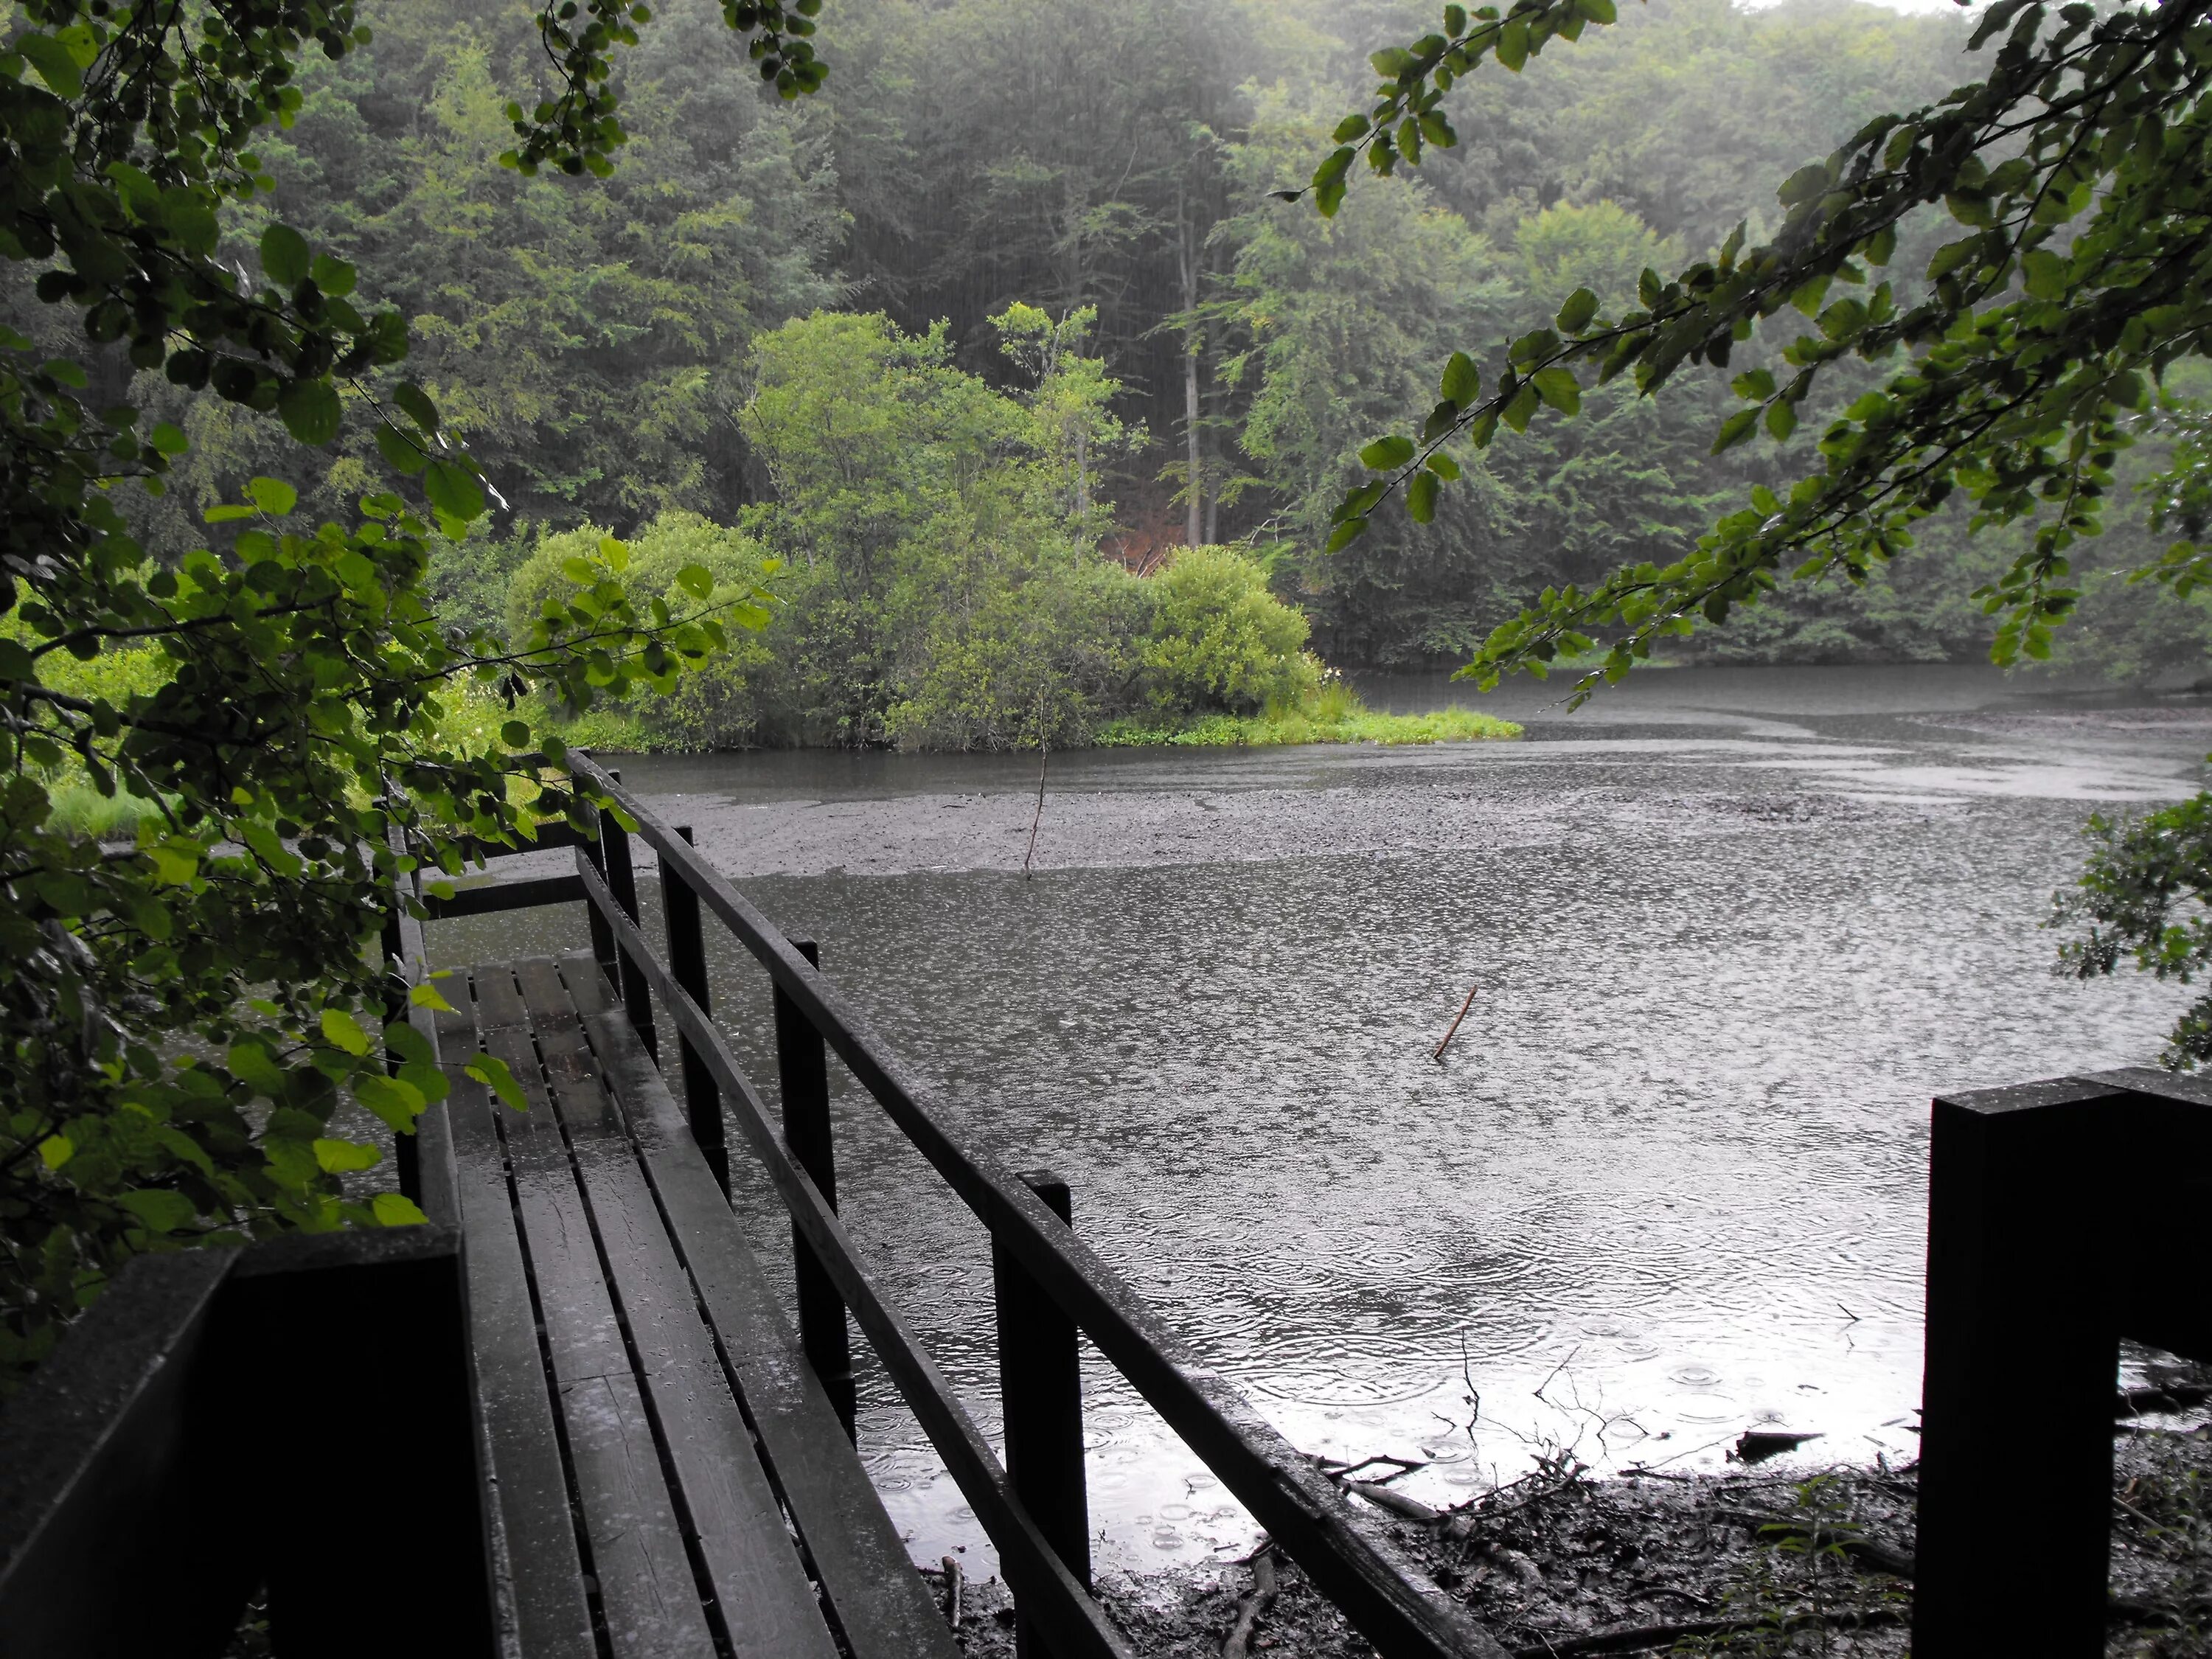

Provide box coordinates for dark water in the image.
[428,664,2211,1576]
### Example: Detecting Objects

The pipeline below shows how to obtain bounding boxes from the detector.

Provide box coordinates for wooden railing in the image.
[1914,1068,2212,1656]
[399,753,1503,1659]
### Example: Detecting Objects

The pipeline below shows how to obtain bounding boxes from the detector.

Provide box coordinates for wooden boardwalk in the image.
[431,950,956,1659]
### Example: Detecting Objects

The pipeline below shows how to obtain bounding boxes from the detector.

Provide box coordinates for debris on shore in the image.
[926,1417,2211,1658]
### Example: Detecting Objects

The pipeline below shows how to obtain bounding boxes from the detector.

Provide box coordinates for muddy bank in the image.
[922,1422,2211,1658]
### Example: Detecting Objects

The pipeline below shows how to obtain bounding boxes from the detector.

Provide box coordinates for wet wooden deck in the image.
[431,950,957,1659]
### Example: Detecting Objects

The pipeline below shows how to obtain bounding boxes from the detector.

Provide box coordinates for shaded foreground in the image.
[920,1416,2211,1658]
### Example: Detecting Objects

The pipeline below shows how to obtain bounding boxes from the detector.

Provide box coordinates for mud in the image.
[924,1422,2212,1658]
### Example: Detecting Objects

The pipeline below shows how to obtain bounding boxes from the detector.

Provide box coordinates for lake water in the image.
[426,662,2212,1579]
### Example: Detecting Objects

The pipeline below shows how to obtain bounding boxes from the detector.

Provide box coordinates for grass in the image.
[1096,689,1520,748]
[43,782,168,840]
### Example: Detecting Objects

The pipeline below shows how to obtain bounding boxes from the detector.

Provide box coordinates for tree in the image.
[1302,0,2212,1058]
[0,0,810,1376]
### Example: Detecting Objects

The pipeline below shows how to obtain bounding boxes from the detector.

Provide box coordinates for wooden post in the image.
[1913,1071,2212,1655]
[774,935,855,1440]
[995,1172,1090,1659]
[662,826,725,1194]
[379,878,420,1205]
[580,825,618,996]
[597,773,657,1061]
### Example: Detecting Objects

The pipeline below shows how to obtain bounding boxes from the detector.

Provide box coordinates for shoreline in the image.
[918,1413,2211,1658]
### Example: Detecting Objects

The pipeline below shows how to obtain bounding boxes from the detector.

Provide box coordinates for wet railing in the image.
[1914,1068,2212,1656]
[394,752,1500,1659]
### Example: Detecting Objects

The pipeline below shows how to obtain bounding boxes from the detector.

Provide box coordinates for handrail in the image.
[561,752,1505,1659]
[574,852,1131,1659]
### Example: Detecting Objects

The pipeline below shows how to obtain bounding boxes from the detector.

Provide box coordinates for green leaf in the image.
[354,1073,425,1133]
[117,1189,198,1233]
[392,382,440,434]
[467,1051,528,1112]
[38,1135,72,1171]
[278,379,341,445]
[259,224,311,288]
[228,1040,289,1096]
[424,459,486,523]
[1764,400,1798,442]
[320,1006,372,1057]
[1425,451,1463,481]
[1496,18,1530,70]
[1712,408,1760,454]
[1502,381,1540,434]
[1407,469,1441,524]
[145,841,199,885]
[409,981,457,1013]
[313,1137,382,1173]
[1439,349,1480,406]
[1325,518,1368,553]
[1554,288,1599,333]
[310,254,357,297]
[1332,114,1371,142]
[2020,249,2067,299]
[675,563,714,600]
[372,1193,431,1226]
[18,34,83,98]
[375,422,428,476]
[1358,434,1416,470]
[1531,366,1581,416]
[246,476,297,515]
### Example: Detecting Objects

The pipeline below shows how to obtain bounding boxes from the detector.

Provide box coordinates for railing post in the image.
[775,935,855,1440]
[995,1172,1090,1659]
[662,826,725,1194]
[596,771,658,1061]
[580,825,619,995]
[379,847,420,1205]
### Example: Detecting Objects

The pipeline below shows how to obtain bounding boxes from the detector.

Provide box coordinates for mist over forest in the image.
[45,0,2211,746]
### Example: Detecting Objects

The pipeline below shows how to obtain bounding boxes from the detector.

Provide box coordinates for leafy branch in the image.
[1311,0,2212,703]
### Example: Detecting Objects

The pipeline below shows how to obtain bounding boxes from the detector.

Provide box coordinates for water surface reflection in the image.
[430,664,2210,1575]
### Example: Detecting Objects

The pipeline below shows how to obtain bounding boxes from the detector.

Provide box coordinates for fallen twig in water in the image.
[1023,690,1048,879]
[1221,1543,1277,1659]
[939,1554,962,1630]
[1432,984,1478,1061]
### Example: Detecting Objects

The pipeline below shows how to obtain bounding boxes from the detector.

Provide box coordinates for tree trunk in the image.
[1180,199,1203,549]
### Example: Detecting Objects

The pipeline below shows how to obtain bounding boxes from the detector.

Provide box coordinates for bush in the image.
[507,512,779,746]
[1141,545,1318,717]
[885,557,1151,750]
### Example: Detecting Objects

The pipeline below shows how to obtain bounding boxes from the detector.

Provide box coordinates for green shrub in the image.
[1141,545,1318,716]
[885,557,1151,750]
[508,512,778,748]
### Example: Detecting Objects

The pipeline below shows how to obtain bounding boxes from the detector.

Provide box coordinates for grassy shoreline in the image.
[44,706,1518,835]
[1095,705,1520,747]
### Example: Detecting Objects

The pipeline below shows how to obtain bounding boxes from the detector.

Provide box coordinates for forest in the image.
[38,0,2212,748]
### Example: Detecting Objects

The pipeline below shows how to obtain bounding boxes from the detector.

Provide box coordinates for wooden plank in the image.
[515,957,841,1659]
[425,874,588,920]
[573,966,961,1659]
[482,962,716,1659]
[572,863,1130,1659]
[563,766,1506,1659]
[442,967,597,1659]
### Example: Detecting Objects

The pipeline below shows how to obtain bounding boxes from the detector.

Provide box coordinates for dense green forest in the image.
[55,0,2212,746]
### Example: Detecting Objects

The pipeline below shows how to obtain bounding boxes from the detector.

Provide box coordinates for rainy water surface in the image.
[427,664,2212,1577]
